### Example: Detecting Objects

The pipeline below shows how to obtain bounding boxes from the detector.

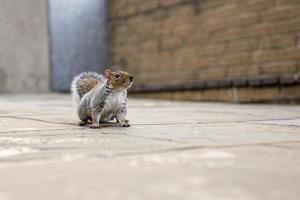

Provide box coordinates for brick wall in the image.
[107,0,300,102]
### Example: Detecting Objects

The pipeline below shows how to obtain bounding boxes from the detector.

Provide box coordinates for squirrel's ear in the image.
[105,69,112,80]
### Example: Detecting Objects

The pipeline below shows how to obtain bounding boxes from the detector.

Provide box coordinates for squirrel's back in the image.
[71,72,105,105]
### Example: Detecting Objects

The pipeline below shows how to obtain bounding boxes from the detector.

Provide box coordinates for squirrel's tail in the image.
[71,72,104,106]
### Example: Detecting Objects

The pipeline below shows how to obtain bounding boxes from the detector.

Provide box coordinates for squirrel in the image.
[71,69,134,128]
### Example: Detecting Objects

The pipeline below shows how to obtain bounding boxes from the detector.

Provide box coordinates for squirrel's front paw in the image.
[90,123,101,129]
[120,120,130,127]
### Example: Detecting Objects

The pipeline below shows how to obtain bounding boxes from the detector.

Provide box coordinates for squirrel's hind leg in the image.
[116,111,130,127]
[87,117,93,124]
[77,105,90,126]
[120,119,130,127]
[78,119,87,126]
[78,118,92,126]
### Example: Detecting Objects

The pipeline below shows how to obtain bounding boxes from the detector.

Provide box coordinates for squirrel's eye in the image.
[115,74,120,79]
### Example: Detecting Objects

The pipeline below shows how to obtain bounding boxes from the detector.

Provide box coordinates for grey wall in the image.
[0,0,50,93]
[49,0,107,92]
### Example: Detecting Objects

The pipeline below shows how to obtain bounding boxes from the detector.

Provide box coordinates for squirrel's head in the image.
[105,69,134,90]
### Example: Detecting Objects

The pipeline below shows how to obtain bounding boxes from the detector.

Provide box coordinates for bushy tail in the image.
[71,72,104,106]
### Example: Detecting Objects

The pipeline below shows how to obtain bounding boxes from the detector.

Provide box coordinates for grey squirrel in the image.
[71,69,134,128]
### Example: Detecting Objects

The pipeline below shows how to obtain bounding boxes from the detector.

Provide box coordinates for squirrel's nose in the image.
[129,75,134,82]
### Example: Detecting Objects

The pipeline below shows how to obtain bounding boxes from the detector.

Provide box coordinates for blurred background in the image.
[0,0,299,102]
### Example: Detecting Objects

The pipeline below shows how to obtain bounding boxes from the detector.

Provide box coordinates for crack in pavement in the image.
[247,123,300,128]
[122,133,189,144]
[0,115,299,134]
[0,115,75,126]
[1,114,300,125]
[0,127,83,134]
[104,140,300,158]
[1,140,300,166]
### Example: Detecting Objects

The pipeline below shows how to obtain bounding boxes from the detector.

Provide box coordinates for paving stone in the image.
[0,94,299,200]
[0,146,299,200]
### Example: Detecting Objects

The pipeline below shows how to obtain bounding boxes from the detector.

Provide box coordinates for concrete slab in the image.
[0,94,299,200]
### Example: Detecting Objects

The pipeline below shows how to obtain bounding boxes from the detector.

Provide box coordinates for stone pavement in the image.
[0,94,299,200]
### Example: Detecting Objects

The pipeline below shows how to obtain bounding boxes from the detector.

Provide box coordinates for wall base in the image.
[130,85,300,103]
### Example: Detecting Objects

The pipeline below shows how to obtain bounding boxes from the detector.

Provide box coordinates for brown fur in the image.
[78,78,99,97]
[105,69,133,90]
